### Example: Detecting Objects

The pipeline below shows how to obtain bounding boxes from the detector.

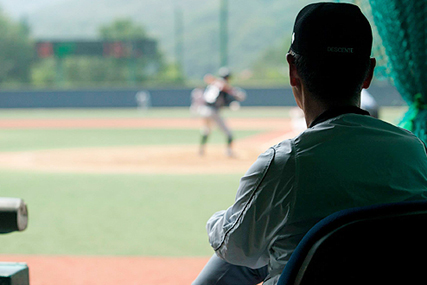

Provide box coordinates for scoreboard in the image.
[35,39,157,59]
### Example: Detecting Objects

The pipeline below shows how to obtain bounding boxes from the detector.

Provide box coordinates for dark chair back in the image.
[277,201,427,285]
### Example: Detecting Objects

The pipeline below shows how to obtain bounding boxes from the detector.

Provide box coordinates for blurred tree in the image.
[98,19,167,85]
[31,58,56,87]
[100,18,186,86]
[235,38,289,87]
[0,9,33,86]
[154,62,186,85]
[99,19,147,40]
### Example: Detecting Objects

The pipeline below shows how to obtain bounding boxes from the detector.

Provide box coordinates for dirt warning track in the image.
[0,255,210,285]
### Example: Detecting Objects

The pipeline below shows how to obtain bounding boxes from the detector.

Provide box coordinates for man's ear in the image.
[362,58,376,89]
[286,53,300,87]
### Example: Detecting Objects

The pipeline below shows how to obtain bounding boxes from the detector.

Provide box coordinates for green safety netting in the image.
[368,0,427,143]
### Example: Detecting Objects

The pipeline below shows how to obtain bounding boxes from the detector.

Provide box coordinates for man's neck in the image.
[303,104,325,127]
[302,93,360,127]
[308,106,369,128]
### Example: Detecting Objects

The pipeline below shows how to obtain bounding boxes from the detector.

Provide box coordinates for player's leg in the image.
[211,112,234,157]
[200,117,212,156]
[192,254,268,285]
[226,135,233,157]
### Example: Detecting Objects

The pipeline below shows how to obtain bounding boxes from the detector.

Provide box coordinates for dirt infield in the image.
[0,117,290,130]
[0,117,300,174]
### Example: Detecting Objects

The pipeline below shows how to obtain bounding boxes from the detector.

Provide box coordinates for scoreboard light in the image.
[103,42,130,58]
[36,42,54,58]
[35,40,157,59]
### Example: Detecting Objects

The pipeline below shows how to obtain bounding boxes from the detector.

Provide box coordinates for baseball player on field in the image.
[193,67,246,157]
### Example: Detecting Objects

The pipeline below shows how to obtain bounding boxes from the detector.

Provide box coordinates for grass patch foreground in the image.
[0,170,241,256]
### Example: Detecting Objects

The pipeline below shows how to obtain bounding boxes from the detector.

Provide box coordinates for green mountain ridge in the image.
[5,0,326,79]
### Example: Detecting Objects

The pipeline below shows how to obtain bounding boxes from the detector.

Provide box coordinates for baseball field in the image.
[0,106,406,284]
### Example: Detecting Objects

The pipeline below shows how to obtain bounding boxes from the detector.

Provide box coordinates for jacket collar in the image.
[309,106,370,128]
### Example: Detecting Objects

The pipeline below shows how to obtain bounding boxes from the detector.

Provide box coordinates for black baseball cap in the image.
[289,2,372,58]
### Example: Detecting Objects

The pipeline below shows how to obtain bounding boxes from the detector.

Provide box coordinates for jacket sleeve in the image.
[206,141,295,269]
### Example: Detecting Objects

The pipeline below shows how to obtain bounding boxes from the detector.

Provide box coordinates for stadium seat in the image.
[277,200,427,285]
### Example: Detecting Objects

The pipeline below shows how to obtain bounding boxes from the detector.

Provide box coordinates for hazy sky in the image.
[0,0,68,18]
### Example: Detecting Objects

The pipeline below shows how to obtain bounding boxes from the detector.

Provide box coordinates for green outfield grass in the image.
[0,170,240,256]
[0,129,260,152]
[0,106,408,257]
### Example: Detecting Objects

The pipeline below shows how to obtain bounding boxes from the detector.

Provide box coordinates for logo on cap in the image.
[327,47,354,54]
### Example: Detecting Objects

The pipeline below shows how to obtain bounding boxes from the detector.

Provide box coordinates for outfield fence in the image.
[0,84,405,109]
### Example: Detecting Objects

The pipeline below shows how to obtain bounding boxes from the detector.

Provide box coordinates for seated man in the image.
[193,3,427,285]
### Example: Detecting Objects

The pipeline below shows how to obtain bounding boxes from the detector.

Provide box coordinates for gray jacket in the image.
[207,111,427,284]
